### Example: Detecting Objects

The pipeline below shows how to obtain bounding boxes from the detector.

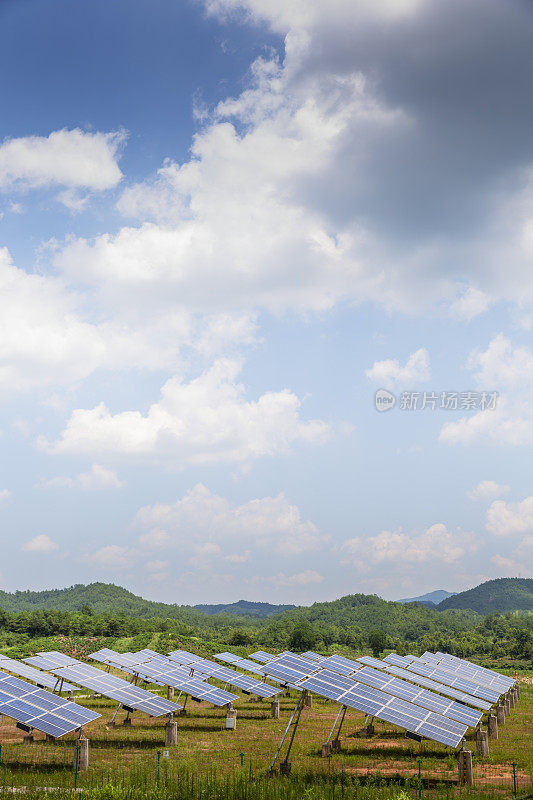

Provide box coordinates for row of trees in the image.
[0,603,531,662]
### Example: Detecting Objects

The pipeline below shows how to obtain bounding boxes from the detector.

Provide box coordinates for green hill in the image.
[0,583,206,621]
[437,578,533,614]
[194,600,295,618]
[398,590,456,605]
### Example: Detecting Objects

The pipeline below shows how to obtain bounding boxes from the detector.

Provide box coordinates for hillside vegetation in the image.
[0,580,532,664]
[194,600,296,618]
[437,577,533,614]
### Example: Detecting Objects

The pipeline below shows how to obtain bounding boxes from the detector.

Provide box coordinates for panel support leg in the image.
[268,691,306,775]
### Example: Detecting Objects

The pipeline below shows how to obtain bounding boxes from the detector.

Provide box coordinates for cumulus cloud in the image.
[42,359,330,463]
[342,523,475,569]
[39,464,125,491]
[486,496,533,536]
[135,482,328,555]
[440,335,533,446]
[0,128,125,193]
[85,544,137,569]
[21,534,58,553]
[366,348,430,389]
[467,480,510,502]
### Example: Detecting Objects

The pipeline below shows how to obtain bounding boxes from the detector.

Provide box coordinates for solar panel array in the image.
[0,670,100,738]
[421,652,515,692]
[0,654,78,693]
[215,652,269,676]
[383,654,501,703]
[259,652,468,747]
[24,652,181,717]
[167,650,280,698]
[90,649,238,707]
[313,654,482,727]
[356,656,492,711]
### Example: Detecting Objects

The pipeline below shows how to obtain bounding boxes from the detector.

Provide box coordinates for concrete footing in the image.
[165,721,178,746]
[509,691,515,709]
[476,727,489,757]
[270,700,280,719]
[487,712,498,740]
[77,737,89,771]
[321,744,331,758]
[331,738,341,753]
[504,699,511,717]
[167,686,175,702]
[458,748,473,786]
[303,691,312,709]
[496,704,505,727]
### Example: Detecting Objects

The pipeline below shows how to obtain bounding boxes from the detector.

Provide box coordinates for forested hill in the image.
[194,600,296,618]
[437,578,533,614]
[0,583,209,621]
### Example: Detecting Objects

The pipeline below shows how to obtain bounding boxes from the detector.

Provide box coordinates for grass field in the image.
[0,673,531,799]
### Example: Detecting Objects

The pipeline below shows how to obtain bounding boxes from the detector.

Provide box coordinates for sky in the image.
[0,0,532,605]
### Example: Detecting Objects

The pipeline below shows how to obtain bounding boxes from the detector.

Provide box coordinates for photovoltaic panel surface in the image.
[214,653,269,676]
[299,653,481,727]
[92,650,238,707]
[383,654,500,703]
[0,655,78,693]
[249,651,274,663]
[167,650,280,698]
[260,656,467,748]
[425,652,515,691]
[24,653,181,716]
[356,657,491,711]
[0,670,100,738]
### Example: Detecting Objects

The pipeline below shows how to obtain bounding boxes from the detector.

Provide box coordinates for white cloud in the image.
[85,544,137,569]
[0,128,125,193]
[440,335,533,446]
[491,536,533,577]
[21,534,58,553]
[275,569,324,586]
[42,358,330,463]
[486,496,533,536]
[40,464,125,491]
[0,489,12,504]
[450,286,491,320]
[467,480,510,502]
[366,348,430,389]
[136,483,328,555]
[342,523,475,569]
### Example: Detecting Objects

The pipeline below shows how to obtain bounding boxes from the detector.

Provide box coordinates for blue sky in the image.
[0,0,532,604]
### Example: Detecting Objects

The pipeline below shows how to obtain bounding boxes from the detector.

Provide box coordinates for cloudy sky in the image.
[0,0,532,605]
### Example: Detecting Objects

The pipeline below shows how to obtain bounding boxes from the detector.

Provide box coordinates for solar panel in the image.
[426,652,515,691]
[301,651,326,662]
[24,653,181,717]
[296,654,481,727]
[356,657,491,711]
[214,653,269,676]
[167,650,280,698]
[0,655,78,693]
[261,656,467,748]
[0,670,100,738]
[249,651,274,663]
[383,654,500,703]
[91,650,238,707]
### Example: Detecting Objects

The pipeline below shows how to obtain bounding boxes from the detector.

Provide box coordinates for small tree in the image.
[368,629,387,658]
[289,620,318,652]
[229,628,254,646]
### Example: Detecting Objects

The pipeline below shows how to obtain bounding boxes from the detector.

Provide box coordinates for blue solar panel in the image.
[0,670,100,738]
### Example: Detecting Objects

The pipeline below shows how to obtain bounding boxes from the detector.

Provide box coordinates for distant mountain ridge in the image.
[399,590,456,606]
[194,600,296,618]
[437,577,533,614]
